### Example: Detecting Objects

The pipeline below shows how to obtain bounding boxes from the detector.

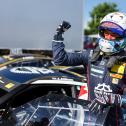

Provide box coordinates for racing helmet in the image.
[98,12,126,54]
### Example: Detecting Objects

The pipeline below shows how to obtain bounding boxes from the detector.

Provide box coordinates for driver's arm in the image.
[52,21,89,66]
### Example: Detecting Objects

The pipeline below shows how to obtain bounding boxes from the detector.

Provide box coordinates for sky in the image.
[83,0,126,28]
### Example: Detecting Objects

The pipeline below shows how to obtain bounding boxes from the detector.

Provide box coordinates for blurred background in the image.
[0,0,83,51]
[0,0,126,55]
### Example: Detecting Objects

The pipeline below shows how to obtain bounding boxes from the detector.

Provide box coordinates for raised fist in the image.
[56,21,71,34]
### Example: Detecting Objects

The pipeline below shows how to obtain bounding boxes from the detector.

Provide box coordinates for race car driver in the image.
[52,12,126,126]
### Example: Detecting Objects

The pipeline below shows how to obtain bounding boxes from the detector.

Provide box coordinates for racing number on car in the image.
[10,67,54,74]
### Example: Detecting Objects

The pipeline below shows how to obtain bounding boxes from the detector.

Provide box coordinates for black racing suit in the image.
[52,40,126,126]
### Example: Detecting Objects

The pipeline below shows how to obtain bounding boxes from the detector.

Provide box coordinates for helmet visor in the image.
[99,29,124,41]
[99,21,124,37]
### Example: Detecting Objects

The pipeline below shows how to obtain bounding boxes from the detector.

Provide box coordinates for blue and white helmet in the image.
[98,12,126,54]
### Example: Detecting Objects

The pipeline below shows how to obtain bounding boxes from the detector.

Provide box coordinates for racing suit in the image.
[52,40,126,126]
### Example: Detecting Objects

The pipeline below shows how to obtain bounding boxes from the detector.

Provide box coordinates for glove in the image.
[89,94,122,114]
[88,99,109,114]
[56,21,71,34]
[53,33,64,41]
[53,21,71,41]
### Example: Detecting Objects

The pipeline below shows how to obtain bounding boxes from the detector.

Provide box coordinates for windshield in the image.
[7,94,108,126]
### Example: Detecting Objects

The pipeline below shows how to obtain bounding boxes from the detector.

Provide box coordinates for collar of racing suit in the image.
[90,46,126,69]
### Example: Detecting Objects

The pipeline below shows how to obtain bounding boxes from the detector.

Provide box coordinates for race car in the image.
[0,54,86,77]
[0,66,109,126]
[0,54,119,126]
